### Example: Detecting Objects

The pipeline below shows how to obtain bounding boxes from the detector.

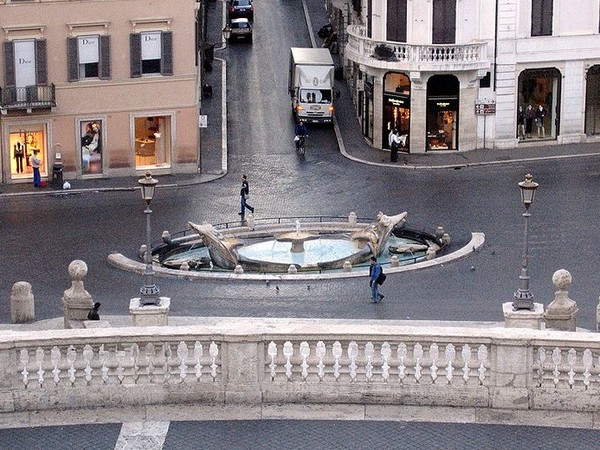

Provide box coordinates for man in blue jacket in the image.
[368,256,384,303]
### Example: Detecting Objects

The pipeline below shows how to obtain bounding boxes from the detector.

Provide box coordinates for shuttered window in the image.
[432,0,456,44]
[3,39,47,86]
[130,31,173,77]
[531,0,553,36]
[387,0,407,43]
[67,35,111,82]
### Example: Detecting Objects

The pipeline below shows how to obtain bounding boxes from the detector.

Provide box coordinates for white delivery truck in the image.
[288,47,336,124]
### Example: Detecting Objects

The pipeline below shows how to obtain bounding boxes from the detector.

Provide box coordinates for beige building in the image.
[0,0,199,185]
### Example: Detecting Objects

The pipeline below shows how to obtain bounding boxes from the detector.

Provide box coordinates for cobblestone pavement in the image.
[1,419,599,450]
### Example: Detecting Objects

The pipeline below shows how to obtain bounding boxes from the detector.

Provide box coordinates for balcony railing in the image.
[2,318,600,416]
[346,25,489,73]
[0,84,56,111]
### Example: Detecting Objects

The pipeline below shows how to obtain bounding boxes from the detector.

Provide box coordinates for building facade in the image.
[338,0,600,153]
[0,0,199,185]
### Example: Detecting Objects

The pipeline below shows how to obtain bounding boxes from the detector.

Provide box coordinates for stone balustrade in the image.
[346,24,489,73]
[1,318,600,415]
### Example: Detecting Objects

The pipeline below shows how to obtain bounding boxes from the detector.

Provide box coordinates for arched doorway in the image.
[517,68,561,140]
[382,72,410,150]
[426,75,459,150]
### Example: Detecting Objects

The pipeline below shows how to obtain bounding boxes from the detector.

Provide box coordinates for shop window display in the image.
[426,75,459,151]
[134,116,171,169]
[382,72,410,150]
[8,127,46,181]
[80,119,103,176]
[518,68,560,140]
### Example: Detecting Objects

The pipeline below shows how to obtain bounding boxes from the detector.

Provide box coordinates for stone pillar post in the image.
[62,260,94,329]
[544,269,578,332]
[223,341,261,404]
[10,281,34,323]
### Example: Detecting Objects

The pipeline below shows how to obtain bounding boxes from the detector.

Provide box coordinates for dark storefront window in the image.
[382,72,410,150]
[518,68,560,140]
[426,75,459,150]
[585,65,600,135]
[432,0,456,44]
[387,0,407,43]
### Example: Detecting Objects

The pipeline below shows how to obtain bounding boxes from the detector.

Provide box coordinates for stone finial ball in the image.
[68,260,88,280]
[552,269,572,290]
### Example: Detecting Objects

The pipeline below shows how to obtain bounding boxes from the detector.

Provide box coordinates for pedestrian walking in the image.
[238,174,255,217]
[31,149,42,188]
[368,256,385,303]
[87,302,101,320]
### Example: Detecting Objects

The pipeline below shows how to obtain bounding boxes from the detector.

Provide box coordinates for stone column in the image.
[502,302,544,329]
[10,281,34,323]
[62,260,94,329]
[544,269,578,332]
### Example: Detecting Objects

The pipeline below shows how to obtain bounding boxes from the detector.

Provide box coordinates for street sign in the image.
[199,115,208,128]
[475,100,496,115]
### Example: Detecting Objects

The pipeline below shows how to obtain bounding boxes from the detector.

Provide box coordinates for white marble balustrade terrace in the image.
[1,318,600,415]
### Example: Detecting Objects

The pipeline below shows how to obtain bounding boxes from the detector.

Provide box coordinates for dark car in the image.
[228,0,254,21]
[227,18,253,42]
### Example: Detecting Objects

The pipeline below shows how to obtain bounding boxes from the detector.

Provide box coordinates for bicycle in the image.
[295,134,307,156]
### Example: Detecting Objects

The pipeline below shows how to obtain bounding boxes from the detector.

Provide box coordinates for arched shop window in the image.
[382,72,411,150]
[518,68,561,140]
[585,65,600,135]
[426,75,459,151]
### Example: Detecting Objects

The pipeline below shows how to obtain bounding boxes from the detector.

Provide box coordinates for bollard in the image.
[390,255,399,267]
[10,281,34,323]
[288,265,298,274]
[342,261,352,272]
[348,212,357,225]
[234,265,244,274]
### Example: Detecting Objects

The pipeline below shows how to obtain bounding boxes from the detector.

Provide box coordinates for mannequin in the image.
[525,104,535,138]
[535,105,546,138]
[517,106,525,140]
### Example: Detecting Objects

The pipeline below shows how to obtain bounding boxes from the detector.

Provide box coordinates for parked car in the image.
[228,0,254,21]
[228,18,253,42]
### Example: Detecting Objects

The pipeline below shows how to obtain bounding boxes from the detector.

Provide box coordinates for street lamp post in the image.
[138,172,160,306]
[512,173,539,311]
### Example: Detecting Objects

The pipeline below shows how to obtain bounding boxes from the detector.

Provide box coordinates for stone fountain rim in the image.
[108,231,485,281]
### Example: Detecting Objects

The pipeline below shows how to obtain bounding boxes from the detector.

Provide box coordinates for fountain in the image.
[156,211,440,274]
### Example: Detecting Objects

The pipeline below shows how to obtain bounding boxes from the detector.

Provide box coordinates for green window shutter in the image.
[130,33,142,78]
[4,41,15,87]
[161,31,173,76]
[99,35,111,80]
[36,39,48,85]
[67,37,79,82]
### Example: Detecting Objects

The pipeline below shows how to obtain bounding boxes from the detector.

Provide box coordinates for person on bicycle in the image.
[294,121,308,150]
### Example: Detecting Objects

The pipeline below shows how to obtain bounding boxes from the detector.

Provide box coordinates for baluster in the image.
[83,344,94,383]
[365,342,374,381]
[567,349,577,387]
[300,341,310,381]
[20,349,30,386]
[552,347,562,386]
[177,341,189,381]
[381,342,391,382]
[445,343,455,383]
[332,341,342,380]
[462,344,471,383]
[67,345,77,384]
[582,349,592,388]
[209,341,219,380]
[99,344,109,383]
[130,343,140,383]
[194,341,204,380]
[413,343,423,382]
[268,341,278,380]
[537,347,547,386]
[36,347,45,385]
[163,343,173,382]
[348,341,358,381]
[144,343,155,383]
[397,342,407,384]
[283,341,294,380]
[429,343,439,383]
[316,341,326,381]
[51,346,61,384]
[477,345,488,384]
